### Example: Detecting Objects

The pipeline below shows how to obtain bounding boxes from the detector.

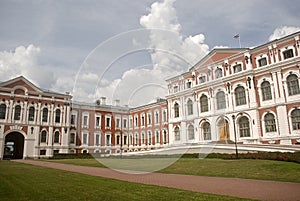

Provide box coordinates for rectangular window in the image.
[83,115,88,127]
[40,150,46,155]
[70,133,75,144]
[283,49,294,59]
[95,134,100,146]
[116,135,120,145]
[134,116,138,127]
[147,113,152,125]
[162,110,167,122]
[71,114,76,125]
[186,81,191,89]
[123,135,127,145]
[199,76,206,84]
[106,117,111,128]
[174,86,178,93]
[83,133,88,145]
[123,119,127,129]
[258,57,267,67]
[116,118,120,128]
[105,134,111,146]
[95,116,100,128]
[233,64,242,73]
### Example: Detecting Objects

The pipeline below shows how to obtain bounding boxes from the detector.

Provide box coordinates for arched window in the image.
[261,81,272,101]
[174,103,179,118]
[28,106,35,121]
[155,111,159,124]
[174,126,180,141]
[291,109,300,130]
[188,125,194,140]
[264,113,277,133]
[42,108,48,122]
[134,133,138,146]
[40,130,47,143]
[287,74,300,96]
[55,109,61,123]
[202,122,211,140]
[216,91,226,110]
[239,116,250,137]
[155,130,160,143]
[235,86,246,106]
[141,132,145,144]
[148,131,152,145]
[14,105,21,120]
[200,95,208,113]
[0,104,6,119]
[215,68,223,79]
[187,99,193,115]
[54,131,60,143]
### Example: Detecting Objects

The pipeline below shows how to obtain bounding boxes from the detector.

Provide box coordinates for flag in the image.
[234,34,240,39]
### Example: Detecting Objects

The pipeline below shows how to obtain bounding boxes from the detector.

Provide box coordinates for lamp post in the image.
[231,115,239,159]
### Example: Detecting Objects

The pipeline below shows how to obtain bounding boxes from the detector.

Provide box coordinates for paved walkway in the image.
[16,160,300,201]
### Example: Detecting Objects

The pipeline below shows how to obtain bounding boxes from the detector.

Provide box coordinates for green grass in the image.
[0,161,253,201]
[159,158,300,182]
[47,157,300,183]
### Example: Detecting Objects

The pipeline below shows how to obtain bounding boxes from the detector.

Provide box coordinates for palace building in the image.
[167,31,300,146]
[1,32,300,159]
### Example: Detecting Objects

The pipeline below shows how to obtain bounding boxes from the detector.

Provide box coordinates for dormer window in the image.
[283,49,294,60]
[233,64,242,73]
[258,57,267,67]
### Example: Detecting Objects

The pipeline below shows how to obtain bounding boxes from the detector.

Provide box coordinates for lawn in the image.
[48,157,300,183]
[0,161,253,201]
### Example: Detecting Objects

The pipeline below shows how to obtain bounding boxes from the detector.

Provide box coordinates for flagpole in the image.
[238,36,241,48]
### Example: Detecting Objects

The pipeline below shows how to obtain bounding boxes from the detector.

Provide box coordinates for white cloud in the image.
[73,0,209,107]
[0,44,55,88]
[70,0,210,107]
[269,26,300,41]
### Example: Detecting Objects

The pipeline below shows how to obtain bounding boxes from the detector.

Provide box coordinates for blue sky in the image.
[0,0,299,106]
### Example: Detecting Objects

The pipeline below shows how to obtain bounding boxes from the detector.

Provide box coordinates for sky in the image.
[0,0,300,107]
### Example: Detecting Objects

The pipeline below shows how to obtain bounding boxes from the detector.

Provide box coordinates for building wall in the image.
[166,32,300,145]
[0,77,71,159]
[1,32,300,159]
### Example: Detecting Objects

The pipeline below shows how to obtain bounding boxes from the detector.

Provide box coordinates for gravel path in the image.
[16,160,300,201]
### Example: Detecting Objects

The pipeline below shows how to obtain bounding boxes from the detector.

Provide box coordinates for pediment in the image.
[0,76,43,95]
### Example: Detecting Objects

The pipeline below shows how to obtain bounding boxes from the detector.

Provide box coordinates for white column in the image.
[248,77,257,108]
[8,99,13,123]
[23,101,28,123]
[36,102,41,124]
[273,44,279,63]
[268,46,274,64]
[244,52,252,70]
[295,36,300,56]
[276,106,289,137]
[276,71,285,103]
[50,104,54,126]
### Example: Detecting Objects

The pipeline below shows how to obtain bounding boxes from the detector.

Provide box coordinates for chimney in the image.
[114,99,120,106]
[100,97,106,105]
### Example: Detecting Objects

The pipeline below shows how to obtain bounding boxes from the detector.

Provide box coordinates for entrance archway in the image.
[4,132,24,159]
[218,118,230,141]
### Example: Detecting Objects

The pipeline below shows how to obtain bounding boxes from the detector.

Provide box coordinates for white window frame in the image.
[82,112,89,128]
[95,113,101,129]
[94,132,101,146]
